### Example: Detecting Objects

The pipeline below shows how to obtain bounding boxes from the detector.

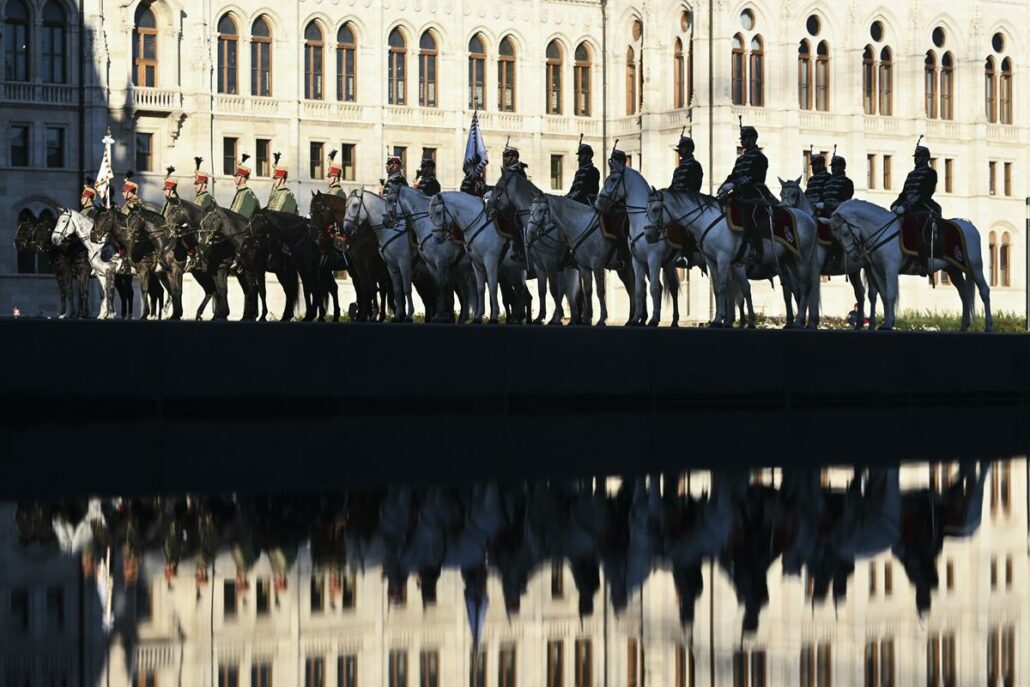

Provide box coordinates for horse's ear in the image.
[795,175,803,185]
[777,176,786,186]
[650,186,656,193]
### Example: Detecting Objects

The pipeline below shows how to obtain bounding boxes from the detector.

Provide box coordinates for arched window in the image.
[388,28,407,105]
[1000,58,1013,125]
[985,57,998,123]
[862,46,876,114]
[4,0,30,82]
[419,31,438,108]
[251,17,272,96]
[674,38,685,109]
[939,52,954,120]
[815,41,830,111]
[41,1,66,84]
[336,23,357,102]
[304,22,324,100]
[879,47,893,115]
[989,231,998,286]
[798,40,812,110]
[498,37,516,112]
[749,36,764,107]
[731,34,745,105]
[217,14,238,94]
[468,34,486,110]
[132,5,157,87]
[574,43,591,116]
[546,40,563,115]
[625,46,637,115]
[1001,232,1011,286]
[924,51,937,118]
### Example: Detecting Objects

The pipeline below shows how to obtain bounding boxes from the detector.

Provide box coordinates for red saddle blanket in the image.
[665,221,689,251]
[816,218,834,246]
[727,202,802,257]
[899,214,971,273]
[493,213,518,241]
[600,211,628,241]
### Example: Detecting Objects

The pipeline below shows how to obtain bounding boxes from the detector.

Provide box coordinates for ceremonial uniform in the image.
[822,159,854,215]
[192,158,217,209]
[81,179,98,220]
[383,169,408,198]
[804,166,832,206]
[325,150,347,198]
[195,189,216,210]
[892,161,941,216]
[229,154,259,218]
[415,154,441,196]
[266,154,298,214]
[120,195,141,215]
[568,163,599,204]
[119,173,140,215]
[161,166,180,221]
[719,127,775,261]
[670,155,704,194]
[460,173,487,197]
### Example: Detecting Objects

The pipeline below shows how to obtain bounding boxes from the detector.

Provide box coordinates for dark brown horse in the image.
[163,200,228,320]
[310,191,393,322]
[17,215,91,317]
[91,206,167,319]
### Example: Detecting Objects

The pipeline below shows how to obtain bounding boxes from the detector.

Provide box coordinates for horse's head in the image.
[644,187,667,245]
[198,207,225,250]
[14,219,35,251]
[595,168,626,213]
[778,176,805,210]
[51,210,76,246]
[90,207,113,243]
[31,217,55,250]
[308,191,336,232]
[341,189,369,237]
[525,194,551,242]
[163,203,190,237]
[829,207,863,265]
[427,194,449,243]
[487,169,515,218]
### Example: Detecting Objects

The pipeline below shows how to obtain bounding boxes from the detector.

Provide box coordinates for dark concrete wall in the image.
[1,320,1027,496]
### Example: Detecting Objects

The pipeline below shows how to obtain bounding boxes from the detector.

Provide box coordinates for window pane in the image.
[46,127,64,168]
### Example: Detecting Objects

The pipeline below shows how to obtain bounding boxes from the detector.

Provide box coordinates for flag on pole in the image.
[463,109,488,177]
[95,128,116,208]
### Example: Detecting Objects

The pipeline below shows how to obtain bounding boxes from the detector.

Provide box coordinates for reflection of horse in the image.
[831,199,992,331]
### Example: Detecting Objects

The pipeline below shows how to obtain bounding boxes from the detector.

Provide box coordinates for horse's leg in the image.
[577,266,593,325]
[137,266,151,320]
[734,265,756,329]
[879,264,899,330]
[594,267,608,327]
[646,256,663,327]
[486,257,501,324]
[665,263,680,328]
[708,260,728,327]
[865,268,879,329]
[213,267,230,320]
[470,264,485,324]
[628,258,646,327]
[848,269,866,330]
[971,265,993,333]
[387,263,405,322]
[401,259,414,323]
[327,273,341,322]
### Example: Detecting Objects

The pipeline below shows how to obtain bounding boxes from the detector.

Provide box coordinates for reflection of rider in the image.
[717,126,776,263]
[892,143,940,276]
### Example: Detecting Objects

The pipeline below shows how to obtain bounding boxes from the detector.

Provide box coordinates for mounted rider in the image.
[567,134,600,205]
[415,150,441,197]
[669,130,703,194]
[500,141,530,263]
[891,137,941,276]
[80,178,98,219]
[604,145,634,270]
[193,157,216,210]
[717,122,777,262]
[266,153,298,214]
[161,166,180,221]
[819,151,854,216]
[804,148,832,210]
[119,171,141,215]
[460,166,487,197]
[326,149,347,198]
[229,154,259,219]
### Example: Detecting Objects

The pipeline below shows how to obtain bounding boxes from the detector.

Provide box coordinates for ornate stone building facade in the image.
[0,1,1027,320]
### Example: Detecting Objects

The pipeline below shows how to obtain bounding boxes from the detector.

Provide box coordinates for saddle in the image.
[816,217,834,246]
[726,201,802,258]
[899,212,970,273]
[600,209,628,241]
[663,221,699,255]
[493,213,519,241]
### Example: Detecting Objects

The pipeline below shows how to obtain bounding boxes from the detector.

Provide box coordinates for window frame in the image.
[388,28,408,106]
[4,0,31,82]
[419,31,439,108]
[336,23,357,102]
[251,17,272,97]
[217,14,239,94]
[498,37,516,112]
[625,45,636,115]
[749,35,765,107]
[731,34,746,106]
[574,43,591,116]
[41,1,66,84]
[468,34,487,110]
[815,40,830,111]
[547,41,564,115]
[304,21,325,100]
[133,7,158,88]
[798,39,812,110]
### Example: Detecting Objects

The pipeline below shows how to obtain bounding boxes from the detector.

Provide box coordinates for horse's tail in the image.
[662,263,681,305]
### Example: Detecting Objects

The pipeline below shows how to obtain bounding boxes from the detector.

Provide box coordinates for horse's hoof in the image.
[646,319,660,328]
[595,321,606,328]
[471,318,483,325]
[877,324,893,331]
[670,321,679,328]
[747,322,757,329]
[487,318,499,325]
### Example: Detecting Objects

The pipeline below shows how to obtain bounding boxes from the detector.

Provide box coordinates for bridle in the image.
[644,190,725,256]
[342,190,385,236]
[431,194,492,248]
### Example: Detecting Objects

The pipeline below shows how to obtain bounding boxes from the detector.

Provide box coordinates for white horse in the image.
[51,209,118,319]
[595,166,683,326]
[429,191,525,324]
[341,189,415,322]
[486,169,582,326]
[394,186,477,323]
[644,187,818,328]
[778,177,879,328]
[830,199,992,331]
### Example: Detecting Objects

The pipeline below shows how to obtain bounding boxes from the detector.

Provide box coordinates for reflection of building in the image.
[1,1,1027,320]
[0,460,1025,686]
